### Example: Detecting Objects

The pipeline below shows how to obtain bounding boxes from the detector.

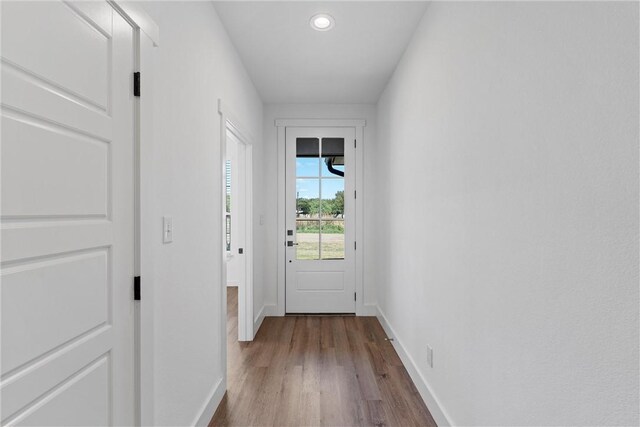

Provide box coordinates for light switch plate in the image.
[163,216,173,243]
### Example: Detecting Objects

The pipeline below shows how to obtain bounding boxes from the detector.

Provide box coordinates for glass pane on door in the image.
[296,179,320,260]
[321,138,345,177]
[296,219,320,260]
[320,177,344,260]
[320,138,345,259]
[295,136,346,261]
[296,138,320,176]
[320,221,344,260]
[296,156,320,260]
[321,138,344,178]
[296,179,320,215]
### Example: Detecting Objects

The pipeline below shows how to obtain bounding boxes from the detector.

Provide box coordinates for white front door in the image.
[1,2,136,425]
[285,127,356,313]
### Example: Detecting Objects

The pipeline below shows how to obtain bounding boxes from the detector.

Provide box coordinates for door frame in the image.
[219,99,255,344]
[275,119,366,316]
[107,2,159,426]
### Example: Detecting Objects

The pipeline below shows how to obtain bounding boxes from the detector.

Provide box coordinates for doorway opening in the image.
[276,119,366,316]
[225,126,253,341]
[220,102,255,349]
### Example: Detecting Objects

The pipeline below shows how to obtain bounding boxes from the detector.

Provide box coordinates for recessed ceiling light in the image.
[310,13,335,32]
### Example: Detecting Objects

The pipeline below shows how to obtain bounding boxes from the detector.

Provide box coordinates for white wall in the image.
[138,2,263,425]
[261,104,378,312]
[375,2,639,426]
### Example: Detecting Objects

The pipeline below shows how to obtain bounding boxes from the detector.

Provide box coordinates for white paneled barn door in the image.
[1,1,136,425]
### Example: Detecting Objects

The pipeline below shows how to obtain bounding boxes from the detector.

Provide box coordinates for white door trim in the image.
[275,118,366,128]
[106,2,158,426]
[108,1,159,47]
[275,118,366,316]
[219,99,255,344]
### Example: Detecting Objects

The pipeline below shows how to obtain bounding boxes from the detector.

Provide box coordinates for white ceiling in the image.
[213,1,429,104]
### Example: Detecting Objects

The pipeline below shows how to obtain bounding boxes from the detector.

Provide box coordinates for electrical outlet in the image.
[427,345,434,368]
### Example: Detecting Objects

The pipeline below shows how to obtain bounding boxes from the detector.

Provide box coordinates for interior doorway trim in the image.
[108,1,159,47]
[219,99,255,346]
[105,3,159,426]
[275,118,366,316]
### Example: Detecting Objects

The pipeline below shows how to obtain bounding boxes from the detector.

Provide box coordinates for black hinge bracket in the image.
[354,139,357,148]
[133,72,141,97]
[354,190,357,199]
[354,292,357,301]
[134,276,141,301]
[354,241,357,250]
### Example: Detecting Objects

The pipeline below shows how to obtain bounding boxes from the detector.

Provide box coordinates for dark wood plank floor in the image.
[210,287,437,427]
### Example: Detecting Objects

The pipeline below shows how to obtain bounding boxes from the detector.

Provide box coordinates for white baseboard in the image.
[192,376,226,427]
[262,304,278,317]
[253,305,266,337]
[376,307,453,427]
[359,303,378,316]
